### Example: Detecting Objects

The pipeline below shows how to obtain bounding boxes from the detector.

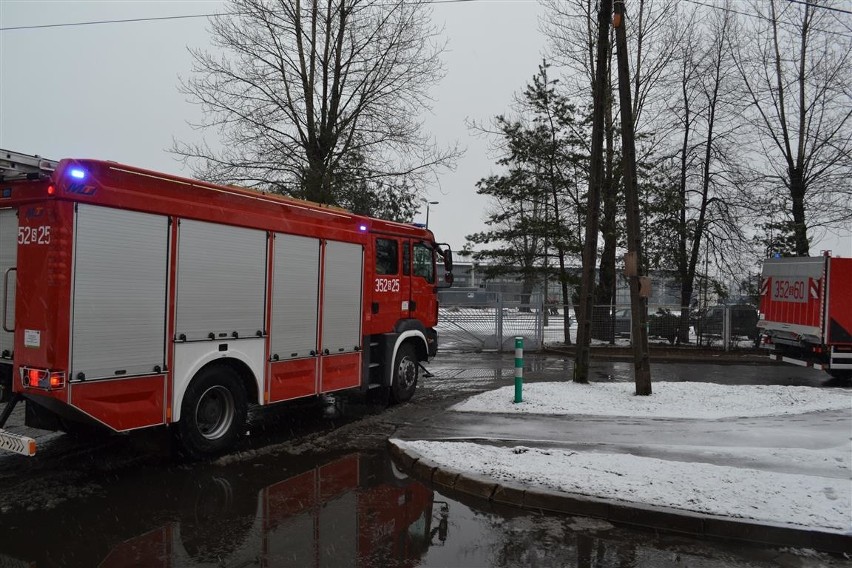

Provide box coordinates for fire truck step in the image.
[0,429,36,456]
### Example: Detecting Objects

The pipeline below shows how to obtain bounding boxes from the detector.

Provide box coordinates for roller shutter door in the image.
[0,209,16,358]
[270,234,320,359]
[321,241,363,354]
[71,205,168,379]
[176,219,266,341]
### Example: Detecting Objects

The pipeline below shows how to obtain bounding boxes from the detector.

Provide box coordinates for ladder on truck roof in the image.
[0,149,59,181]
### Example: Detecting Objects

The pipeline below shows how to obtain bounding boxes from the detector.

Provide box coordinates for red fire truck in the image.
[758,253,852,379]
[0,150,453,457]
[1,151,60,402]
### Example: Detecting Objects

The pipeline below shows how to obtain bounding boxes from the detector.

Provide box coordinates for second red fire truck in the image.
[0,150,453,458]
[758,253,852,379]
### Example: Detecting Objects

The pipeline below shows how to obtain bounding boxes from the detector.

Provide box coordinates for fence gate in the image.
[437,290,544,352]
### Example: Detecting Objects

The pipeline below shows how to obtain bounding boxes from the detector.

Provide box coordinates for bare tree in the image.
[732,0,852,255]
[174,0,460,215]
[540,0,683,345]
[541,0,681,137]
[646,1,748,342]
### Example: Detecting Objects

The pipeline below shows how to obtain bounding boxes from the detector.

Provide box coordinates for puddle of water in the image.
[0,450,844,567]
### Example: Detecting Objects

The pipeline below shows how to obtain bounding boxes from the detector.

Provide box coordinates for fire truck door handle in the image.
[372,302,379,314]
[2,268,15,333]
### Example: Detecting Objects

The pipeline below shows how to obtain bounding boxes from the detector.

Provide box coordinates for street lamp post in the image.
[422,199,438,228]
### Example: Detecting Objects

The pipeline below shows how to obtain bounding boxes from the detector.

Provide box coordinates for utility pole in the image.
[543,192,549,327]
[573,0,613,383]
[613,0,652,395]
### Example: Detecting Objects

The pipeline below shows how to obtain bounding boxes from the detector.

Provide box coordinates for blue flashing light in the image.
[69,168,86,180]
[359,224,368,232]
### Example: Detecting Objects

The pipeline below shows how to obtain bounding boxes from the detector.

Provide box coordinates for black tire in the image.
[391,343,419,404]
[828,369,852,381]
[176,365,247,459]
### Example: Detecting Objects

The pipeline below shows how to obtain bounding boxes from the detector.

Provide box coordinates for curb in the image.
[541,346,774,365]
[387,439,852,554]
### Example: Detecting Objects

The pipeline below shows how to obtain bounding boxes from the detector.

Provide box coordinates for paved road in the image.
[397,410,851,479]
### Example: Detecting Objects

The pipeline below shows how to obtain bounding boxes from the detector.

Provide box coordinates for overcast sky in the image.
[1,0,849,259]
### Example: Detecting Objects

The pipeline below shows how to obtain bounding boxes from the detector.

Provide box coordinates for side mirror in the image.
[436,243,453,288]
[437,243,453,272]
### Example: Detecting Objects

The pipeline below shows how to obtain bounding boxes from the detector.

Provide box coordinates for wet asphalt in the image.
[0,352,849,567]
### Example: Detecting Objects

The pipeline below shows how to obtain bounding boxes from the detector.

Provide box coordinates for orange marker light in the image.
[47,185,56,196]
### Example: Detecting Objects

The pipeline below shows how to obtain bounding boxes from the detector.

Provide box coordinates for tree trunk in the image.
[594,71,618,344]
[573,0,613,384]
[789,168,809,256]
[614,0,652,396]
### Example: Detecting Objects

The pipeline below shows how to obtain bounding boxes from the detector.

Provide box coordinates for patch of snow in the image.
[394,440,851,531]
[450,381,851,419]
[398,380,852,534]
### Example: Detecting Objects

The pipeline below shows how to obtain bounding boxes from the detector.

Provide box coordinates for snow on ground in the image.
[394,439,851,530]
[450,381,851,419]
[395,381,852,532]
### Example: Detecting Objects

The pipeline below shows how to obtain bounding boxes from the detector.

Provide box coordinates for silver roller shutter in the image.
[321,241,363,354]
[176,219,266,341]
[71,204,168,379]
[270,234,320,359]
[0,209,16,357]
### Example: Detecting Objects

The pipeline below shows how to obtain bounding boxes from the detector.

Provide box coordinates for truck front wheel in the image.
[391,343,419,404]
[177,365,247,459]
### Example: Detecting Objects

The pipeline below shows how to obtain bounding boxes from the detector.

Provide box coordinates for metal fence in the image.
[580,304,761,350]
[438,290,760,353]
[437,290,544,352]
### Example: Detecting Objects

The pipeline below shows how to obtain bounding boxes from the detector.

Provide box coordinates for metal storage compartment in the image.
[321,241,363,354]
[71,205,168,379]
[0,209,16,358]
[270,233,320,359]
[176,219,267,341]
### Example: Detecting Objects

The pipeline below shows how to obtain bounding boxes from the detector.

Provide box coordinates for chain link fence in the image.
[438,289,761,353]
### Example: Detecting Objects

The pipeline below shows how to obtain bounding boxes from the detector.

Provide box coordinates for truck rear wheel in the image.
[391,343,419,404]
[828,369,852,382]
[176,365,247,459]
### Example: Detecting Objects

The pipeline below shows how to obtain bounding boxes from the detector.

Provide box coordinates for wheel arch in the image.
[389,331,427,386]
[172,346,262,423]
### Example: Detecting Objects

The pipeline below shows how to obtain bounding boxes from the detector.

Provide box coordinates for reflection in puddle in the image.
[0,453,440,567]
[0,450,843,567]
[102,454,437,567]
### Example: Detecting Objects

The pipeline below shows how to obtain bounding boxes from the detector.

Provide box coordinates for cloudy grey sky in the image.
[1,0,849,258]
[0,0,548,252]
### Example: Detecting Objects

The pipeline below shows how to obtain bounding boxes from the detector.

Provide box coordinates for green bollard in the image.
[514,336,523,403]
